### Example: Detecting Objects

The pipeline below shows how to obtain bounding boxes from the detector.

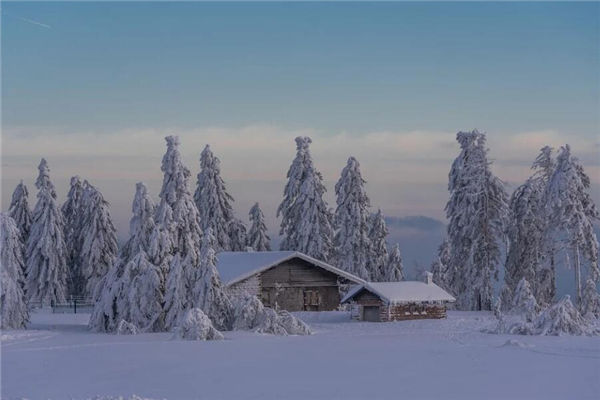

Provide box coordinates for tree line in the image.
[2,130,598,331]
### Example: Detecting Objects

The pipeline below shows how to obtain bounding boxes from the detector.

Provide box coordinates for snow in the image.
[2,310,599,399]
[216,250,365,286]
[342,281,456,304]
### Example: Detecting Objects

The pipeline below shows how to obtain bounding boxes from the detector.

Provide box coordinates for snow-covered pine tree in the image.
[367,209,389,281]
[545,144,599,305]
[333,157,371,279]
[76,182,118,298]
[383,243,404,281]
[194,144,235,251]
[580,279,600,320]
[127,251,164,332]
[8,181,32,246]
[228,218,248,252]
[246,203,271,251]
[61,176,85,295]
[121,182,156,261]
[154,136,204,330]
[504,147,556,307]
[25,159,69,305]
[89,182,160,332]
[277,136,334,262]
[1,214,29,329]
[431,239,452,293]
[445,130,508,311]
[192,228,233,330]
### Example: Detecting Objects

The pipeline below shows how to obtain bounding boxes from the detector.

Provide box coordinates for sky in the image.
[2,1,599,243]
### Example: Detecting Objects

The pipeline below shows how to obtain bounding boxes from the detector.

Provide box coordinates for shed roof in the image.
[341,281,456,304]
[216,251,366,286]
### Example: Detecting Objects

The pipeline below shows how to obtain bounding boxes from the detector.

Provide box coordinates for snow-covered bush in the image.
[510,278,539,322]
[490,295,599,336]
[116,320,138,335]
[173,308,224,341]
[231,294,265,331]
[275,310,312,336]
[535,295,598,336]
[232,294,311,336]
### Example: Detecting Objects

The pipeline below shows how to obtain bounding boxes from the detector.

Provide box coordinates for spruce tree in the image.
[194,144,235,251]
[247,203,271,251]
[192,228,233,330]
[545,145,599,305]
[383,243,404,281]
[367,209,389,281]
[504,147,556,306]
[1,214,29,329]
[154,136,204,329]
[62,176,85,295]
[445,130,508,311]
[76,182,118,298]
[580,279,600,320]
[333,157,371,279]
[90,182,160,332]
[228,218,248,252]
[277,136,334,262]
[25,159,69,305]
[127,251,164,332]
[431,239,452,293]
[8,181,32,246]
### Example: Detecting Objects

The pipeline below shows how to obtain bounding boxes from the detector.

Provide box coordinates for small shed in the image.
[216,251,365,312]
[341,273,456,322]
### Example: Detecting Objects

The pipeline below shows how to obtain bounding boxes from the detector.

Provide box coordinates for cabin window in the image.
[303,290,320,311]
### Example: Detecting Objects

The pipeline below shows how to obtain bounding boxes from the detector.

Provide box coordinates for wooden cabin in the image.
[341,273,456,322]
[216,251,365,312]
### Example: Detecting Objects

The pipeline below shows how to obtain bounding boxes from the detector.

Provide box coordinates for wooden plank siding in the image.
[353,289,447,321]
[260,258,341,311]
[226,258,347,311]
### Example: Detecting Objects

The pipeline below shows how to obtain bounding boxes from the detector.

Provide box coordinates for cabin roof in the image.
[216,251,366,286]
[341,281,456,305]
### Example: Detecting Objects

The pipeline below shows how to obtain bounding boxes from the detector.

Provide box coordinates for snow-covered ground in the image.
[2,310,599,400]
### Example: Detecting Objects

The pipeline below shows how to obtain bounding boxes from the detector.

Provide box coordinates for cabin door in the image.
[362,306,381,322]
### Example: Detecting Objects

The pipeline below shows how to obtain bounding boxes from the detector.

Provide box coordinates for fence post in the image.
[74,298,77,314]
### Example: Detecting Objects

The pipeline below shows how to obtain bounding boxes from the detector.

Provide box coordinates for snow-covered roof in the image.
[341,281,456,305]
[216,251,366,286]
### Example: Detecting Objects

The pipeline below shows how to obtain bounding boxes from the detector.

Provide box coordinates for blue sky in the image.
[2,1,599,243]
[3,1,599,133]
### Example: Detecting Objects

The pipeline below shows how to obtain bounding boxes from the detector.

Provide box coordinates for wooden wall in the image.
[260,258,341,311]
[226,258,347,312]
[380,304,447,321]
[353,289,447,321]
